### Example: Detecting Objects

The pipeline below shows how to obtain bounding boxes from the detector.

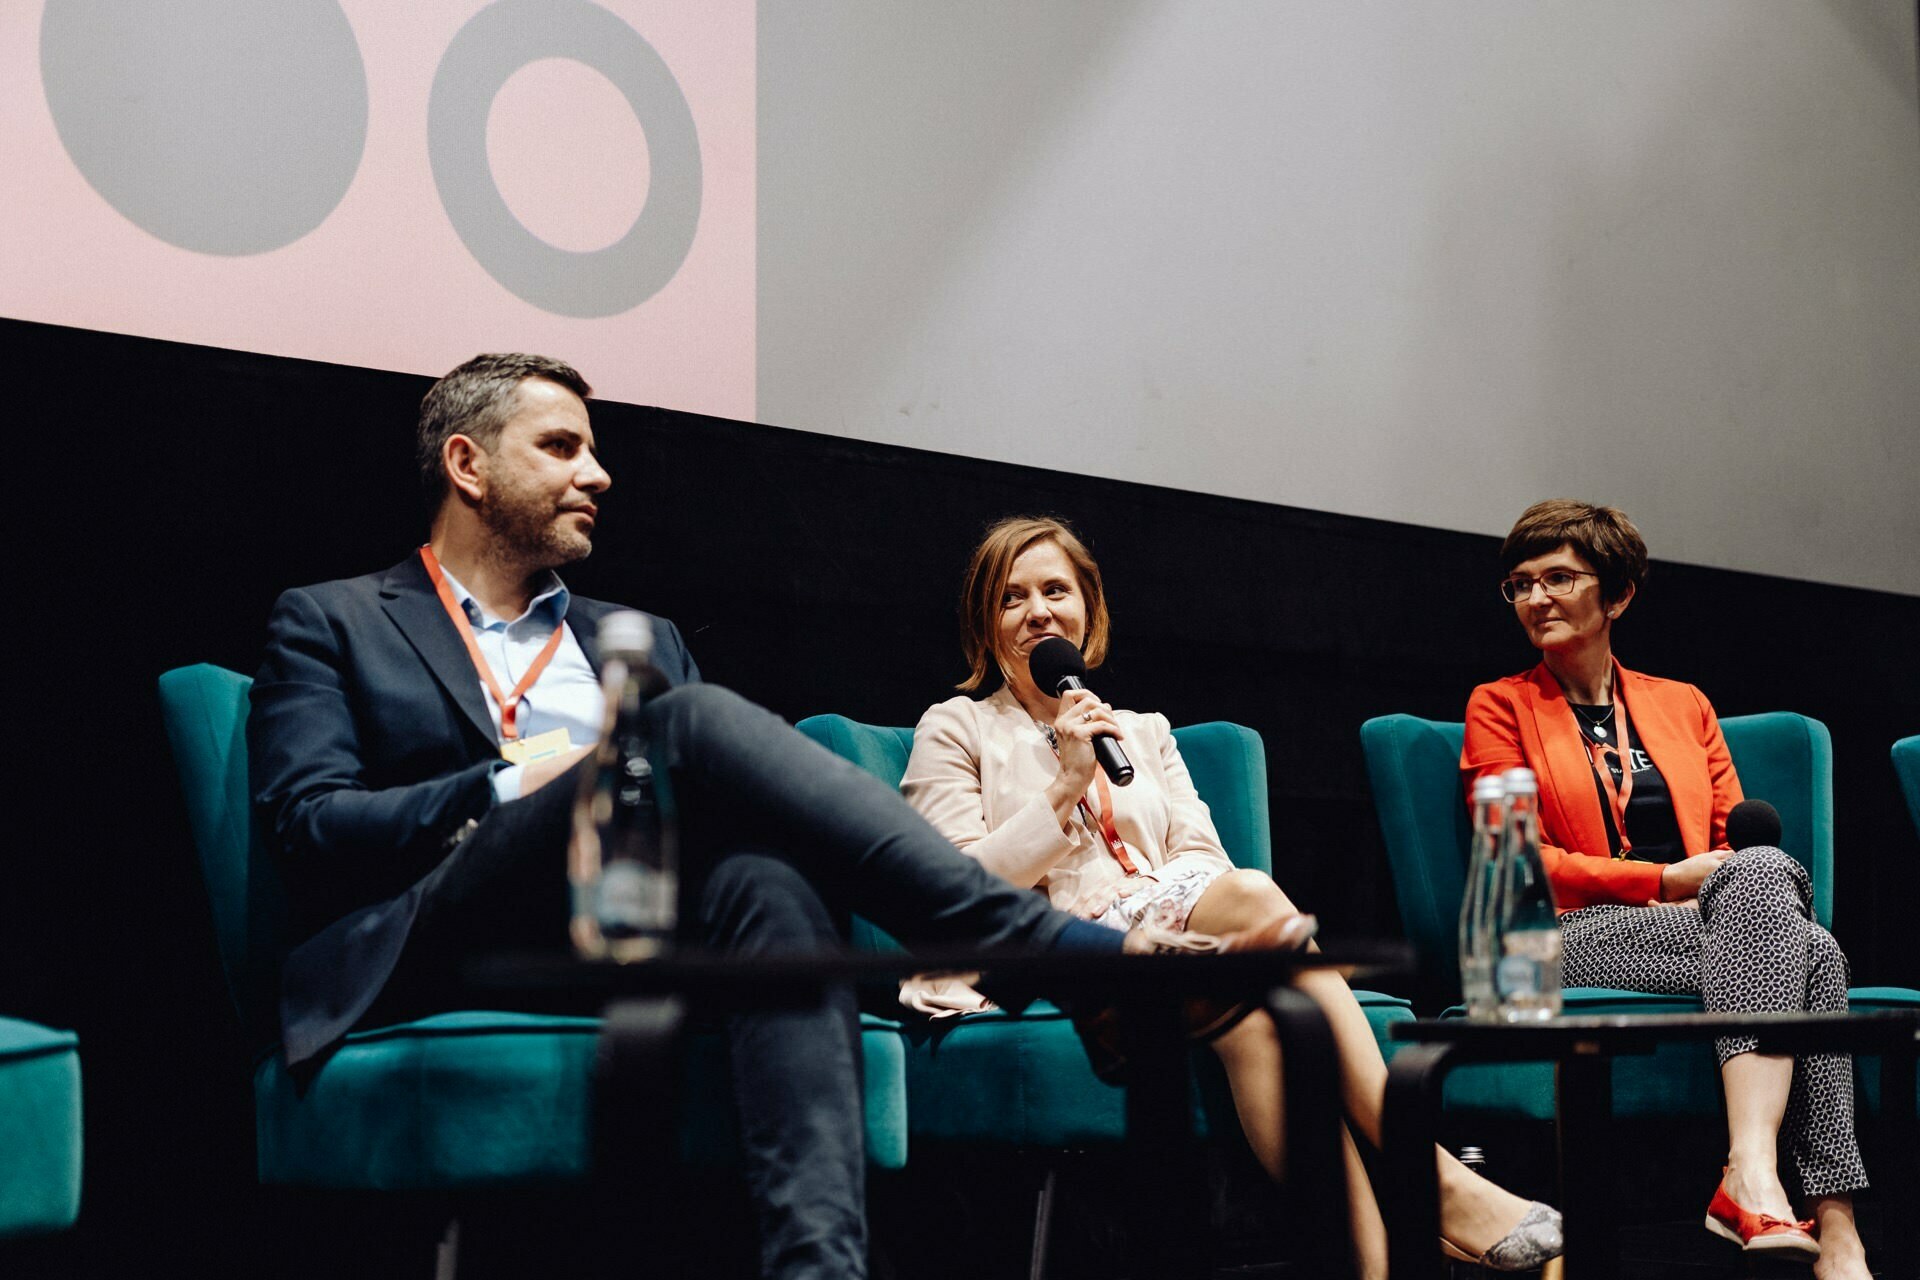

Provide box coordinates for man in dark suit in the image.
[249,353,1125,1279]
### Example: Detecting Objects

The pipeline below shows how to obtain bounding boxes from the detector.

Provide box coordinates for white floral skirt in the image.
[1090,853,1230,934]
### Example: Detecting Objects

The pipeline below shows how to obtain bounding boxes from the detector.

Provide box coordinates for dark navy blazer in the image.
[248,551,698,1064]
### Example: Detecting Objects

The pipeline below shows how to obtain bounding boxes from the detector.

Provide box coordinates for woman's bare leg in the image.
[1720,1051,1797,1216]
[1809,1195,1871,1280]
[1209,1010,1386,1279]
[1344,1122,1390,1280]
[1209,1009,1285,1179]
[1188,870,1539,1257]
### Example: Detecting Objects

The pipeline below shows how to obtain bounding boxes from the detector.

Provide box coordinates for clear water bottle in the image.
[1492,768,1562,1020]
[569,611,677,962]
[1458,774,1506,1020]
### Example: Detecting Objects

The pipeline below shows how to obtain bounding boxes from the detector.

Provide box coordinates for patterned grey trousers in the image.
[1558,847,1866,1198]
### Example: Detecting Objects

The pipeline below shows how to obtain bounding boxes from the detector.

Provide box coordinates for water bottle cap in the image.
[1472,775,1506,802]
[1501,766,1537,796]
[597,611,654,662]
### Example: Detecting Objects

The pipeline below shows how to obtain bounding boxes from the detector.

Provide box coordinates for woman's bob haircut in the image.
[957,515,1111,692]
[1500,499,1649,605]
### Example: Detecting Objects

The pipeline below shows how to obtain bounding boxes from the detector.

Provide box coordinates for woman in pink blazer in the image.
[904,515,1561,1276]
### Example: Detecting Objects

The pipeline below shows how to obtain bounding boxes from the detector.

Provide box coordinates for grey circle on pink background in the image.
[40,0,368,255]
[428,0,703,318]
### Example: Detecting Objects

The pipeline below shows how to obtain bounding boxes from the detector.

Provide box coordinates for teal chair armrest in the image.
[0,1018,82,1238]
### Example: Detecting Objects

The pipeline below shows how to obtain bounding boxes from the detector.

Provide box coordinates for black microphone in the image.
[1726,799,1782,852]
[1028,636,1134,786]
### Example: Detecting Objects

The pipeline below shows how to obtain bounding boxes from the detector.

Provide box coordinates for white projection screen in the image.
[4,2,1917,594]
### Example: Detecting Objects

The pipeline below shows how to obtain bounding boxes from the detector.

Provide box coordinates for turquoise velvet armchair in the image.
[1361,711,1915,1119]
[158,663,909,1195]
[0,1017,81,1238]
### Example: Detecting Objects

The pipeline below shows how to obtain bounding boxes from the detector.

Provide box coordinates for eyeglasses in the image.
[1499,570,1597,603]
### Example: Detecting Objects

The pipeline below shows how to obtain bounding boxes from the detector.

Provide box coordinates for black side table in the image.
[1381,1011,1920,1280]
[475,941,1412,1280]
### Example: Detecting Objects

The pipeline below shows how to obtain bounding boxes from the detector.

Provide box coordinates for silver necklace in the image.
[1572,702,1616,740]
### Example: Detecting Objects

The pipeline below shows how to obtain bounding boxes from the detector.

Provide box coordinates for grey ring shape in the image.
[428,0,703,318]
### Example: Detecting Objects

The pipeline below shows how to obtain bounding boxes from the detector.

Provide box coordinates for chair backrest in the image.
[1717,713,1833,917]
[1163,722,1274,877]
[1361,711,1834,988]
[1894,736,1920,838]
[794,715,1275,949]
[158,664,286,1048]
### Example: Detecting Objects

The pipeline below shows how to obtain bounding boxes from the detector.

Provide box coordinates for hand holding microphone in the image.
[1048,689,1124,794]
[1030,637,1134,787]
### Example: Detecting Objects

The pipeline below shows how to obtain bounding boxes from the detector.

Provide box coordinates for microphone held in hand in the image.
[1726,799,1783,852]
[1028,636,1135,786]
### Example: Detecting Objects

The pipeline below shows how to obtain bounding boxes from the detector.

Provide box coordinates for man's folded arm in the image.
[249,587,500,889]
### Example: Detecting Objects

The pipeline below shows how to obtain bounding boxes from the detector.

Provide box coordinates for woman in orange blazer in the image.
[1463,500,1869,1278]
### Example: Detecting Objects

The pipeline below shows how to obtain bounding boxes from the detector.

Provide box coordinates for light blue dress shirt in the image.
[437,564,605,804]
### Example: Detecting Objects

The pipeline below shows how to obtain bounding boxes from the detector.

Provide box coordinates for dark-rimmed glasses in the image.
[1499,570,1597,603]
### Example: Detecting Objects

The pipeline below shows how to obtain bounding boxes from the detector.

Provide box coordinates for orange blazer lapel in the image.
[1520,663,1615,860]
[1613,662,1722,857]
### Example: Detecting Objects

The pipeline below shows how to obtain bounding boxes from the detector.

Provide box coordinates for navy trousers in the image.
[362,683,1085,1279]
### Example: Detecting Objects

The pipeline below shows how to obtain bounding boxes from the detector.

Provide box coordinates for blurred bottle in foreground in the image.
[1458,773,1507,1020]
[1492,767,1561,1020]
[570,611,678,961]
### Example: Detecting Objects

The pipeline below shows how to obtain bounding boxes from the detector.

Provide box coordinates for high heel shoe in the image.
[1439,1201,1565,1272]
[1071,913,1319,1082]
[1704,1168,1818,1261]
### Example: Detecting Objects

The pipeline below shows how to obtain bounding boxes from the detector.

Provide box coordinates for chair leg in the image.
[1027,1167,1058,1280]
[433,1216,460,1280]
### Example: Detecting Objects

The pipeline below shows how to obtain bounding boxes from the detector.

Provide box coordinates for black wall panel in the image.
[6,317,1915,1273]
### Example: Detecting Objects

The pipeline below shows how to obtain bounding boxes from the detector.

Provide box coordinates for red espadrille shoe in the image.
[1704,1168,1818,1261]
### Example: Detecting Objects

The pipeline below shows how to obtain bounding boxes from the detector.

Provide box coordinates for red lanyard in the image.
[1040,725,1140,875]
[1077,772,1140,875]
[420,545,567,742]
[1581,697,1636,858]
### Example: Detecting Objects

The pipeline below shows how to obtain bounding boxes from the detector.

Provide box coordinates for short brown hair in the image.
[957,516,1111,692]
[1499,499,1649,604]
[417,353,592,510]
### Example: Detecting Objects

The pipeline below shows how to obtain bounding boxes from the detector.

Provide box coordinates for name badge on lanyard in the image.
[501,726,574,765]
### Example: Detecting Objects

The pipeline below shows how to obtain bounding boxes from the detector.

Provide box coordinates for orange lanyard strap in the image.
[1077,772,1140,875]
[1582,702,1636,858]
[420,545,567,742]
[1039,723,1139,875]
